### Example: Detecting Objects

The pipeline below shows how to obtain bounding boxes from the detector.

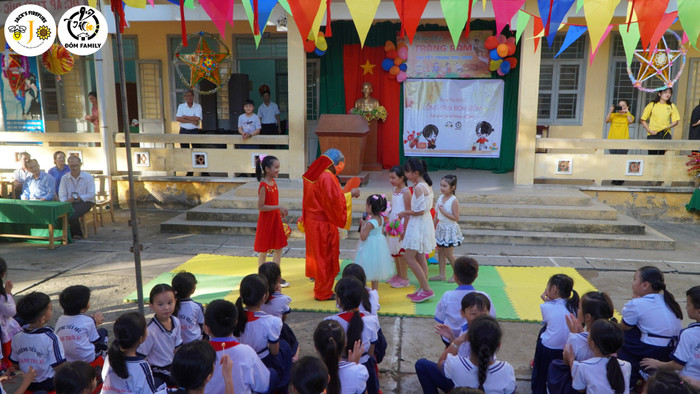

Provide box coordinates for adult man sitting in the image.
[12,152,31,198]
[20,159,55,201]
[58,156,95,239]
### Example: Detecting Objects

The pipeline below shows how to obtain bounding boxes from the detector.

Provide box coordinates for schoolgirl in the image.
[290,356,329,394]
[169,340,234,394]
[431,174,463,282]
[258,262,298,358]
[314,319,369,394]
[172,271,204,344]
[385,165,411,288]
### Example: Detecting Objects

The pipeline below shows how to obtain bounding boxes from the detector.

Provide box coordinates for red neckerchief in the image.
[268,294,276,301]
[209,340,240,351]
[338,311,365,322]
[246,310,260,322]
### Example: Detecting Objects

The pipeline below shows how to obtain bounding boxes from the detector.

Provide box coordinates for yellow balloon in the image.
[315,35,328,51]
[489,59,502,71]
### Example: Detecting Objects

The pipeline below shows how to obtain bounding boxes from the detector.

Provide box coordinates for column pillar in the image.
[94,37,119,177]
[287,17,307,179]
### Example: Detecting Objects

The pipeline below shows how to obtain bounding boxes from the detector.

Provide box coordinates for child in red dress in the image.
[255,155,289,286]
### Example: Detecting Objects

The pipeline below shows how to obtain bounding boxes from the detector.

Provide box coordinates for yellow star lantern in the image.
[360,59,376,75]
[177,35,229,87]
[632,34,684,89]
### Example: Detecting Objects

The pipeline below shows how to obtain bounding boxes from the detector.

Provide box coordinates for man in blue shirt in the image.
[21,159,55,201]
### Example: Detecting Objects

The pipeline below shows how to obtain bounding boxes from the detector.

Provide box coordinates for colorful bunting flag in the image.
[555,25,587,58]
[440,0,474,48]
[590,24,613,64]
[576,0,584,12]
[287,0,323,42]
[393,0,430,44]
[619,17,640,66]
[88,0,96,7]
[198,0,235,38]
[515,10,531,44]
[308,0,327,41]
[533,17,543,52]
[124,0,147,8]
[542,0,576,46]
[647,12,677,52]
[277,0,291,14]
[346,0,381,47]
[242,0,279,47]
[634,0,670,51]
[583,0,619,58]
[677,0,700,48]
[493,0,526,36]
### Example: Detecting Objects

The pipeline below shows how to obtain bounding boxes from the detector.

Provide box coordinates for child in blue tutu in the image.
[355,194,395,290]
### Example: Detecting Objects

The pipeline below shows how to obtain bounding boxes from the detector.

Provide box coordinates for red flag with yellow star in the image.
[342,44,401,168]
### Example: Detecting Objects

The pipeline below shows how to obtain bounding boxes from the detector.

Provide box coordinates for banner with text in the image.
[406,31,492,79]
[403,79,503,158]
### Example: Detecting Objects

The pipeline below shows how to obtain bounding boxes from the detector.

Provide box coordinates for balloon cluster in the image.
[381,41,408,83]
[304,32,328,56]
[485,34,517,76]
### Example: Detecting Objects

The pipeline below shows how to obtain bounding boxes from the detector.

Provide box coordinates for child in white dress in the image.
[431,174,463,282]
[386,166,412,289]
[398,158,436,303]
[355,194,395,290]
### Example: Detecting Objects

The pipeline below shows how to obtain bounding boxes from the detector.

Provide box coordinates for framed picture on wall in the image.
[626,160,643,176]
[192,152,208,168]
[555,158,573,175]
[134,152,150,167]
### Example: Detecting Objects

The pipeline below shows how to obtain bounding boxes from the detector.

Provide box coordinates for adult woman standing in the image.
[640,87,680,155]
[606,100,634,185]
[48,151,70,194]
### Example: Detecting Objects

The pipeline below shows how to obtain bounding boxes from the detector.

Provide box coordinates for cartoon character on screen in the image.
[422,124,439,150]
[474,121,494,151]
[432,62,440,74]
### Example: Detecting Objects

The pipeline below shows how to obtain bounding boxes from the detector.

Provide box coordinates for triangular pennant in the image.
[242,0,279,44]
[198,0,235,37]
[124,0,147,8]
[493,0,526,36]
[277,0,291,14]
[532,22,565,38]
[393,0,430,44]
[678,0,700,48]
[634,0,670,51]
[346,0,381,47]
[575,0,584,12]
[619,19,641,66]
[287,0,323,42]
[583,0,619,58]
[545,0,576,46]
[647,12,677,52]
[88,0,96,6]
[515,10,531,44]
[440,0,473,48]
[184,0,194,8]
[682,32,689,45]
[555,25,587,58]
[308,0,327,41]
[589,24,613,64]
[533,17,543,52]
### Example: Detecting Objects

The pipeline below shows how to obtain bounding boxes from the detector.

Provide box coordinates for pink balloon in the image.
[497,69,505,76]
[398,46,408,60]
[397,70,407,82]
[507,36,516,45]
[497,34,507,44]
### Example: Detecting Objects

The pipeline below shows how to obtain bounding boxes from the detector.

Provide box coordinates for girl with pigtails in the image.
[313,319,369,394]
[355,194,395,290]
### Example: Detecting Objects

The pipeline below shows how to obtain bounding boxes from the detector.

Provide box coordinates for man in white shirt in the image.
[58,156,95,239]
[175,89,202,150]
[257,87,281,135]
[12,151,31,198]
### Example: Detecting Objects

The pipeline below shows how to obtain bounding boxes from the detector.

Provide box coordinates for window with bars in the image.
[538,34,587,125]
[39,66,59,117]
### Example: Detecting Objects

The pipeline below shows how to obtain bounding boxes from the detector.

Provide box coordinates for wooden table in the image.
[0,200,73,249]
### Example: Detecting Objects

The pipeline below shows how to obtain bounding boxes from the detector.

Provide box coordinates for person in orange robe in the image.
[301,149,359,301]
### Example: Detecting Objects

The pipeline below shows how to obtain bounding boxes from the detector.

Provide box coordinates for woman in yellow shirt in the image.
[640,87,680,155]
[606,100,634,185]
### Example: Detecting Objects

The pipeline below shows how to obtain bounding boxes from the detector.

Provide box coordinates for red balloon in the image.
[506,42,516,56]
[505,57,517,69]
[304,40,316,53]
[485,36,499,50]
[387,50,398,59]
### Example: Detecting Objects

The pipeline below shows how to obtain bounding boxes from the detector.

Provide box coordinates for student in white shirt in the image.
[170,340,234,394]
[531,273,579,394]
[257,86,281,135]
[203,299,270,394]
[56,285,108,363]
[175,89,202,150]
[234,274,292,393]
[314,319,368,394]
[439,315,516,394]
[102,312,160,394]
[58,156,95,239]
[0,258,21,368]
[618,266,683,389]
[54,360,98,394]
[565,319,631,394]
[137,284,182,388]
[259,263,298,357]
[645,369,700,394]
[238,99,261,140]
[641,286,700,381]
[172,272,204,344]
[10,292,66,392]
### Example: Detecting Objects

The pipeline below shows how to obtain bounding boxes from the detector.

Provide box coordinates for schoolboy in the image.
[434,257,497,345]
[238,99,262,140]
[10,291,66,392]
[55,285,108,364]
[203,299,270,394]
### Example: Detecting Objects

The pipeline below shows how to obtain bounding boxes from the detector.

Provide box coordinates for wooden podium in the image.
[315,114,369,182]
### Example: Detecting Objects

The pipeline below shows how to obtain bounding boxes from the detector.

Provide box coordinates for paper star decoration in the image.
[633,35,684,87]
[360,59,376,75]
[177,35,229,87]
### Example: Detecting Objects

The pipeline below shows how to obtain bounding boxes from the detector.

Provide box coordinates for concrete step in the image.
[461,199,617,220]
[460,227,675,250]
[234,181,593,206]
[186,208,365,225]
[208,197,370,211]
[460,214,645,234]
[161,213,361,239]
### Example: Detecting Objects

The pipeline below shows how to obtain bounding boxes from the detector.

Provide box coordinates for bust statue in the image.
[354,82,380,112]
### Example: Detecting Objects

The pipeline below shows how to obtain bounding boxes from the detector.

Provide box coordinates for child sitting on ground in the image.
[172,271,205,344]
[434,257,496,346]
[56,285,108,364]
[10,291,66,392]
[290,356,329,394]
[54,361,98,394]
[259,262,298,358]
[203,299,270,394]
[171,340,235,394]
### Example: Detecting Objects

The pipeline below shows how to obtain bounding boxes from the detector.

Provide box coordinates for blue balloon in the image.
[382,58,394,72]
[399,63,408,72]
[490,48,502,61]
[314,48,326,56]
[500,60,511,74]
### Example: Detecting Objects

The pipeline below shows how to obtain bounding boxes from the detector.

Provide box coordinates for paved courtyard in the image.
[1,208,699,393]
